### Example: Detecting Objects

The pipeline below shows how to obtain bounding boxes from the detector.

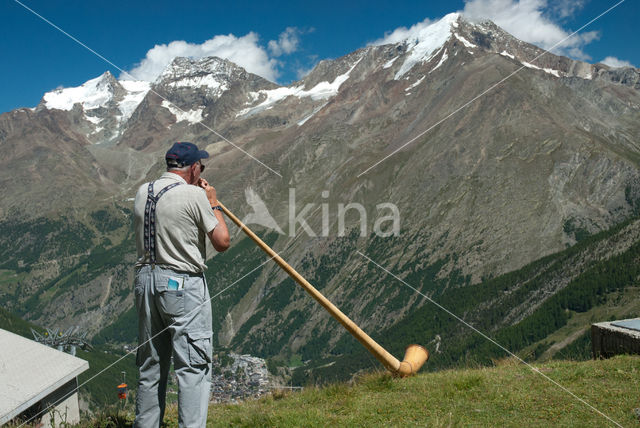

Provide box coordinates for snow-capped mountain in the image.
[151,56,278,127]
[28,12,639,151]
[39,71,150,142]
[156,56,245,97]
[42,72,150,120]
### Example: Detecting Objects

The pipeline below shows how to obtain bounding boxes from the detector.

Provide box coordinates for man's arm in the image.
[198,178,230,252]
[209,210,230,252]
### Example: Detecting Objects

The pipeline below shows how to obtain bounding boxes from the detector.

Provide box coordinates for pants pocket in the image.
[158,289,185,317]
[187,331,212,366]
[156,274,185,317]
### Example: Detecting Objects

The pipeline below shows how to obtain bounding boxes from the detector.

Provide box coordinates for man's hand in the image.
[197,178,218,206]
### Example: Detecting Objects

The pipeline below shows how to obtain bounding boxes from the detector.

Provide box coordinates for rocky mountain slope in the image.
[0,13,639,371]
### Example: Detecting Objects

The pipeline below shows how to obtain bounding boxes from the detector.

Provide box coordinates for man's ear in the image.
[188,163,198,183]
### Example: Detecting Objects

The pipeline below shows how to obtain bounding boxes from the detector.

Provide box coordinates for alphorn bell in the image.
[218,201,429,376]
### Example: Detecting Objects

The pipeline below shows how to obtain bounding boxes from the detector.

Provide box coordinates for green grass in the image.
[288,354,303,368]
[0,269,27,291]
[91,355,640,427]
[212,356,640,427]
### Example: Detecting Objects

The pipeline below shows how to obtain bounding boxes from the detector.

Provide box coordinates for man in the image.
[133,141,230,427]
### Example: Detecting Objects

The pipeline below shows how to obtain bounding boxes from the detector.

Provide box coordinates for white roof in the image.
[592,319,640,339]
[0,329,89,424]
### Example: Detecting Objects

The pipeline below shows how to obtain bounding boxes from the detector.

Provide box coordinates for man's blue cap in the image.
[165,142,209,167]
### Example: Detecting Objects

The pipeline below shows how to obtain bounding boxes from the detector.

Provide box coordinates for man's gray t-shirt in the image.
[134,172,219,273]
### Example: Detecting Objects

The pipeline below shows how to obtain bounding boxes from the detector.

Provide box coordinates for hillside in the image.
[15,208,639,388]
[84,355,640,427]
[293,215,640,383]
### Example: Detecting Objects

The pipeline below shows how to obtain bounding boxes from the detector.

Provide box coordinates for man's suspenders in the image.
[143,181,182,266]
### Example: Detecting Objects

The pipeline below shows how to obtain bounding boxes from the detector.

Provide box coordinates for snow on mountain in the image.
[237,58,362,118]
[500,51,515,60]
[453,33,477,49]
[297,102,328,126]
[405,76,425,93]
[392,13,460,79]
[161,100,204,125]
[429,49,449,74]
[84,114,103,125]
[42,72,150,122]
[383,56,399,69]
[499,49,562,78]
[155,57,237,99]
[380,13,570,81]
[43,72,115,111]
[169,74,228,92]
[521,61,560,77]
[118,80,151,121]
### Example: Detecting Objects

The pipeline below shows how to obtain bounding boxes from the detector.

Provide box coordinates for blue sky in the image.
[0,0,638,114]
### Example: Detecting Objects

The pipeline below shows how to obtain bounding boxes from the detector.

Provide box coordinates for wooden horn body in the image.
[218,201,428,376]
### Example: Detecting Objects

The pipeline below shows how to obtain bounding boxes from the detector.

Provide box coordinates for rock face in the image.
[0,13,639,361]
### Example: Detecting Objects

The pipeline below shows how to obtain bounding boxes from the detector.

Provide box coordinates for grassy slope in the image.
[97,355,640,427]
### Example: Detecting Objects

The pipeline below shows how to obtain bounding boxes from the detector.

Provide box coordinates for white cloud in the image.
[125,32,279,82]
[461,0,598,60]
[601,56,634,68]
[550,0,586,19]
[370,17,434,46]
[268,27,301,57]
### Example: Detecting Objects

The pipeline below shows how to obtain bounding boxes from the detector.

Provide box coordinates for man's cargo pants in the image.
[134,264,212,428]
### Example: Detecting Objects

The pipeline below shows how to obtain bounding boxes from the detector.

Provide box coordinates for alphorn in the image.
[218,201,429,376]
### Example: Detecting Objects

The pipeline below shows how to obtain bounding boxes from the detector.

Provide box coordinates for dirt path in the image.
[100,275,112,308]
[543,328,588,359]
